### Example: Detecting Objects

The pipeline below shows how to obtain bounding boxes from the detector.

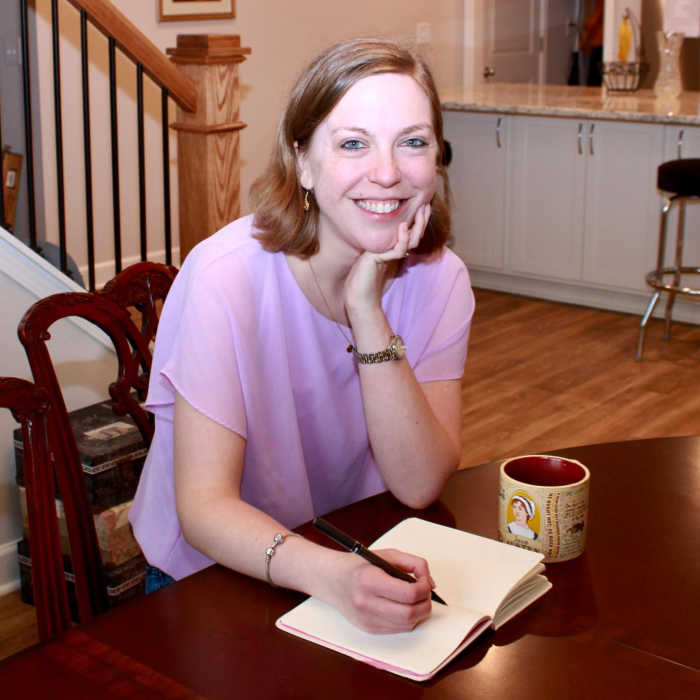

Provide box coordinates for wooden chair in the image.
[0,378,69,641]
[16,262,177,630]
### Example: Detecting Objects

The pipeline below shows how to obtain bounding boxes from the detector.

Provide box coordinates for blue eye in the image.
[341,139,364,150]
[404,137,428,148]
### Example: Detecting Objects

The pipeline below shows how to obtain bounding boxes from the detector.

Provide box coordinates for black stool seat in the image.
[637,158,700,360]
[658,158,700,196]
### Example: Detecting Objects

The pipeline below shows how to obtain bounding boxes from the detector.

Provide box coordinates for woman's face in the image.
[512,499,528,525]
[296,72,438,256]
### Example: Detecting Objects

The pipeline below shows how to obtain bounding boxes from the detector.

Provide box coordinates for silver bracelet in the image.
[264,532,298,587]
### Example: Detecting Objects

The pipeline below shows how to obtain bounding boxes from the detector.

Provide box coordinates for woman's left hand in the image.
[344,202,431,315]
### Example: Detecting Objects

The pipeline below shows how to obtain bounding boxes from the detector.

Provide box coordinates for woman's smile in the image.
[355,199,404,215]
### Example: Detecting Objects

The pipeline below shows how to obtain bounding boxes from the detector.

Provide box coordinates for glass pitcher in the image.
[654,31,684,99]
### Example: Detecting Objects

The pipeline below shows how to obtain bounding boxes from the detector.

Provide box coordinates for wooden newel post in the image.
[167,35,251,261]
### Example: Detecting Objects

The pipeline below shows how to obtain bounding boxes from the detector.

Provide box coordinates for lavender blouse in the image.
[129,215,474,579]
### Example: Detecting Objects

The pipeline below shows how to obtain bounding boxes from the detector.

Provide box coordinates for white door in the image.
[443,111,507,270]
[475,0,577,84]
[509,115,586,280]
[582,120,663,291]
[482,0,542,83]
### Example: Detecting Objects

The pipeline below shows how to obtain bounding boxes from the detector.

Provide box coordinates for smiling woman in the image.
[128,38,475,635]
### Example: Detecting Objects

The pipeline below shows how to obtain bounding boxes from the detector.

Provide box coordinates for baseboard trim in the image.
[0,539,21,597]
[469,268,700,325]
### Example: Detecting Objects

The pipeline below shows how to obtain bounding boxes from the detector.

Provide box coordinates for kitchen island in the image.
[442,83,700,325]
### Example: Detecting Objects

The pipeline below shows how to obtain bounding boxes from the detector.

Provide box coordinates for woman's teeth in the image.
[356,199,400,214]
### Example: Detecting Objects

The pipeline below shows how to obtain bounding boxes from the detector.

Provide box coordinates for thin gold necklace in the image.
[308,258,354,353]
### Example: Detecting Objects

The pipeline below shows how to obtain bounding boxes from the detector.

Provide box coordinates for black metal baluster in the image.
[108,37,121,274]
[161,88,172,266]
[136,63,146,261]
[80,10,95,291]
[51,0,68,275]
[20,0,38,251]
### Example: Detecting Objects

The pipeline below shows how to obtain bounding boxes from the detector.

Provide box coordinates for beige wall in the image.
[32,0,465,281]
[134,0,465,214]
[229,0,464,212]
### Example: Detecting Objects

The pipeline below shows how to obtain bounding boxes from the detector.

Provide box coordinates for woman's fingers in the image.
[376,202,431,263]
[335,550,434,634]
[409,202,431,250]
[374,548,436,589]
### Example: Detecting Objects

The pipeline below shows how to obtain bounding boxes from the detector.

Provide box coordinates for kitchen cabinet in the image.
[508,115,586,281]
[580,119,663,291]
[443,111,507,270]
[508,115,662,290]
[441,85,700,323]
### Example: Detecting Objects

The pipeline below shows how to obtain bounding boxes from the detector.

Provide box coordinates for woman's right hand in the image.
[326,548,434,634]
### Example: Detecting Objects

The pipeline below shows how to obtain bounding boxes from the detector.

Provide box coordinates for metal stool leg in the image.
[636,197,672,361]
[636,291,661,361]
[664,198,686,340]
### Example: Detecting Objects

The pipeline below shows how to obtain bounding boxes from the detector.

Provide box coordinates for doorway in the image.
[473,0,578,85]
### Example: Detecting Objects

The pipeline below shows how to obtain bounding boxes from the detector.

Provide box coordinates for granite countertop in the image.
[441,83,700,125]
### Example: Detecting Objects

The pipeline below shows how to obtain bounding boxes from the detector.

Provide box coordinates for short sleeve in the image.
[404,255,474,384]
[147,257,248,438]
[415,265,473,382]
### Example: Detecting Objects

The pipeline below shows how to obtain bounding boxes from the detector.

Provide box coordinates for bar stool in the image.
[636,158,700,360]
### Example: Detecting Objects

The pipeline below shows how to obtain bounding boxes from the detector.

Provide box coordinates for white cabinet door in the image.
[582,120,663,291]
[509,115,586,280]
[444,110,507,270]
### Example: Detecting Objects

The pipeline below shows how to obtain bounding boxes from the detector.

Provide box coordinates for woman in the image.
[507,495,538,540]
[129,38,474,634]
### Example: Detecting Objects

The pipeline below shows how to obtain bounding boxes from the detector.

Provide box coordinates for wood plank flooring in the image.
[1,288,699,661]
[460,289,700,467]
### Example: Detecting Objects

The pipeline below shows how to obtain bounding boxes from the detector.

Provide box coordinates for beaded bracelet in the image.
[264,532,298,587]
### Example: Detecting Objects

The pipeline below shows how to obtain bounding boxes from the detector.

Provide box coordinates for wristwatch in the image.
[352,335,406,364]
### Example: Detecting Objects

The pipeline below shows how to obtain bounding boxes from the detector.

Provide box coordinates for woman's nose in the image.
[368,149,400,187]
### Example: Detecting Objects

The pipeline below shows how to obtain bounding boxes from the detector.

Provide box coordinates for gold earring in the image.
[303,190,311,212]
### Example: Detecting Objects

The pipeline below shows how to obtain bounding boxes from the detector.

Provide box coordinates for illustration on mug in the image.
[507,493,539,540]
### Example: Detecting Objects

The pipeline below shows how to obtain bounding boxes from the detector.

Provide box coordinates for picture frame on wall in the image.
[159,0,235,22]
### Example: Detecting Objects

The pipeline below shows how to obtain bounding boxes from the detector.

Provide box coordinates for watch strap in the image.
[352,335,406,364]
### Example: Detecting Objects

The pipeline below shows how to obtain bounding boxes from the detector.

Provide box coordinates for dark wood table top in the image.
[2,436,700,698]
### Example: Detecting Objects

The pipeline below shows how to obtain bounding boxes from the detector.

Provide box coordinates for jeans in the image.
[145,564,176,594]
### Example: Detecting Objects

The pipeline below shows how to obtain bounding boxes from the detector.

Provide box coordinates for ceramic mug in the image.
[498,454,590,563]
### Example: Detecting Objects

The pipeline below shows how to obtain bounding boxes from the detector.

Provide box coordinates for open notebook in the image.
[276,517,551,681]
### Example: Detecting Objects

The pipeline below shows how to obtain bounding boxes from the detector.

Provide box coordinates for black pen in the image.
[313,517,447,605]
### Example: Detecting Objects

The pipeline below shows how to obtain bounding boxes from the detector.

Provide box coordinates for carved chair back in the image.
[16,262,177,627]
[0,377,70,641]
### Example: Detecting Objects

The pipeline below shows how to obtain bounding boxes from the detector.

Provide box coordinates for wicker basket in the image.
[600,61,647,92]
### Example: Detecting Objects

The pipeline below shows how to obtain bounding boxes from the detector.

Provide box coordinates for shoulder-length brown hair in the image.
[251,38,451,258]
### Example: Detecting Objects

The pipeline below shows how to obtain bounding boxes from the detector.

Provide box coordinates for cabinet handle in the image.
[678,128,684,159]
[577,123,583,154]
[496,116,502,149]
[588,123,595,156]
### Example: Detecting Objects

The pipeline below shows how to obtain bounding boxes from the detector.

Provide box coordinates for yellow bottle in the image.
[618,15,632,62]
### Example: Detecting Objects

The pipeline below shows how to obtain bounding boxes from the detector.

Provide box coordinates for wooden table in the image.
[2,437,699,698]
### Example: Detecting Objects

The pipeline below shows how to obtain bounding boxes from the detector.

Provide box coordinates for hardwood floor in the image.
[460,289,700,467]
[1,288,699,661]
[0,591,37,661]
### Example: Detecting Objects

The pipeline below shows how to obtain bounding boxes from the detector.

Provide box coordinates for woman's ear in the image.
[294,140,313,190]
